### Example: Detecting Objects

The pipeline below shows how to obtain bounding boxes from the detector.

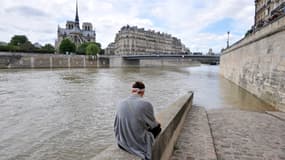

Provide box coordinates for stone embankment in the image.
[171,106,285,160]
[0,53,102,69]
[92,92,194,160]
[220,16,285,112]
[0,52,199,69]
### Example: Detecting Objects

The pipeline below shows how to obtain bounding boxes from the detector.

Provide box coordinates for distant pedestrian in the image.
[114,81,161,160]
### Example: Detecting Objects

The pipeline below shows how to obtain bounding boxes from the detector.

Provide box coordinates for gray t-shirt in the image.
[114,94,159,160]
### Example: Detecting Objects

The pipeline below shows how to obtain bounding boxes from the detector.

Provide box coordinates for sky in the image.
[0,0,255,53]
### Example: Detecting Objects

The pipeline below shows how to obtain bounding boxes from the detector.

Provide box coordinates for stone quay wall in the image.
[92,92,194,160]
[0,53,198,69]
[220,16,285,112]
[0,52,99,69]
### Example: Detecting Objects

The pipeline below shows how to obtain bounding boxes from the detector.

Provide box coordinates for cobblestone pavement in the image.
[171,106,217,160]
[266,111,285,121]
[171,106,285,160]
[208,109,285,160]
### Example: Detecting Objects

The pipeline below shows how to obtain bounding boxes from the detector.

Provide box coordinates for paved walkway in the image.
[171,106,216,160]
[171,106,285,160]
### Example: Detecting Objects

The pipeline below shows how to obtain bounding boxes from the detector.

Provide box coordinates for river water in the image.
[0,65,275,160]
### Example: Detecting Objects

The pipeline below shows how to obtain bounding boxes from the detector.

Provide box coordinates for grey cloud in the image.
[5,6,49,17]
[0,27,5,31]
[10,24,55,34]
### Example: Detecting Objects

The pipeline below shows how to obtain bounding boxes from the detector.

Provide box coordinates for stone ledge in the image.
[266,111,285,121]
[92,92,193,160]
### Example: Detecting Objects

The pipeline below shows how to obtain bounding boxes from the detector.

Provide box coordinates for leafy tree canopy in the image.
[59,39,76,54]
[41,44,55,53]
[95,42,101,49]
[77,43,90,55]
[42,44,55,50]
[10,35,29,46]
[77,42,102,55]
[86,43,100,56]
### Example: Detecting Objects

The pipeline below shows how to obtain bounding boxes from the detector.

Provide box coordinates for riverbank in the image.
[0,52,200,69]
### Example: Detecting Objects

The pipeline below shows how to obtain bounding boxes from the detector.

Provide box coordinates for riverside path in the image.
[171,106,285,160]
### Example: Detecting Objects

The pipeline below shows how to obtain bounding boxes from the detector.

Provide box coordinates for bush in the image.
[41,44,55,53]
[0,45,10,52]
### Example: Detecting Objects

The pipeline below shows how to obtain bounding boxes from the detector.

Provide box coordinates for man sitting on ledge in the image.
[114,81,161,160]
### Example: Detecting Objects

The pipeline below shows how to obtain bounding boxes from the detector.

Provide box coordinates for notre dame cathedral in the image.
[55,1,96,52]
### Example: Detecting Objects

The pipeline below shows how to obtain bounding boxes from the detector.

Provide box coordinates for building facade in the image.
[55,1,96,52]
[255,0,285,27]
[106,25,190,55]
[105,42,115,55]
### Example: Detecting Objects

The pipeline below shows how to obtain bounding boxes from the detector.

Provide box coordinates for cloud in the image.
[5,6,49,17]
[0,0,255,53]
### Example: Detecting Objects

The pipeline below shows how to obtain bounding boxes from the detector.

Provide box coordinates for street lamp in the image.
[227,31,230,48]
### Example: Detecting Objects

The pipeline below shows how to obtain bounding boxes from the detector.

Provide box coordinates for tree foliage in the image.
[94,42,105,55]
[86,43,100,56]
[77,43,89,55]
[9,35,29,46]
[95,42,101,50]
[1,35,103,55]
[0,35,55,53]
[0,45,10,51]
[41,44,55,53]
[8,35,35,52]
[59,39,76,54]
[20,41,36,52]
[77,42,102,55]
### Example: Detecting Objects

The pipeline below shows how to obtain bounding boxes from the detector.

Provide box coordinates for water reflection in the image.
[0,66,274,160]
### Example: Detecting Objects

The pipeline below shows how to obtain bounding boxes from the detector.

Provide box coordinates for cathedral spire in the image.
[75,0,80,29]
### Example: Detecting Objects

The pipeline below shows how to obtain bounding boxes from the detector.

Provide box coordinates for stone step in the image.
[170,106,217,160]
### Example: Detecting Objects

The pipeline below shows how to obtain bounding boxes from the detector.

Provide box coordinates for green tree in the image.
[86,43,100,57]
[10,35,29,46]
[77,43,89,55]
[99,49,105,55]
[94,42,105,55]
[8,35,34,52]
[95,42,101,49]
[8,45,21,52]
[0,45,10,51]
[59,39,76,54]
[41,44,55,53]
[21,41,35,52]
[77,42,102,55]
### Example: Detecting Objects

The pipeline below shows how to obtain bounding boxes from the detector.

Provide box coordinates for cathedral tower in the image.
[55,0,96,52]
[75,0,80,29]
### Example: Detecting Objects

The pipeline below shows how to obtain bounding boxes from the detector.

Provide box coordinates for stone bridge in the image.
[122,54,220,65]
